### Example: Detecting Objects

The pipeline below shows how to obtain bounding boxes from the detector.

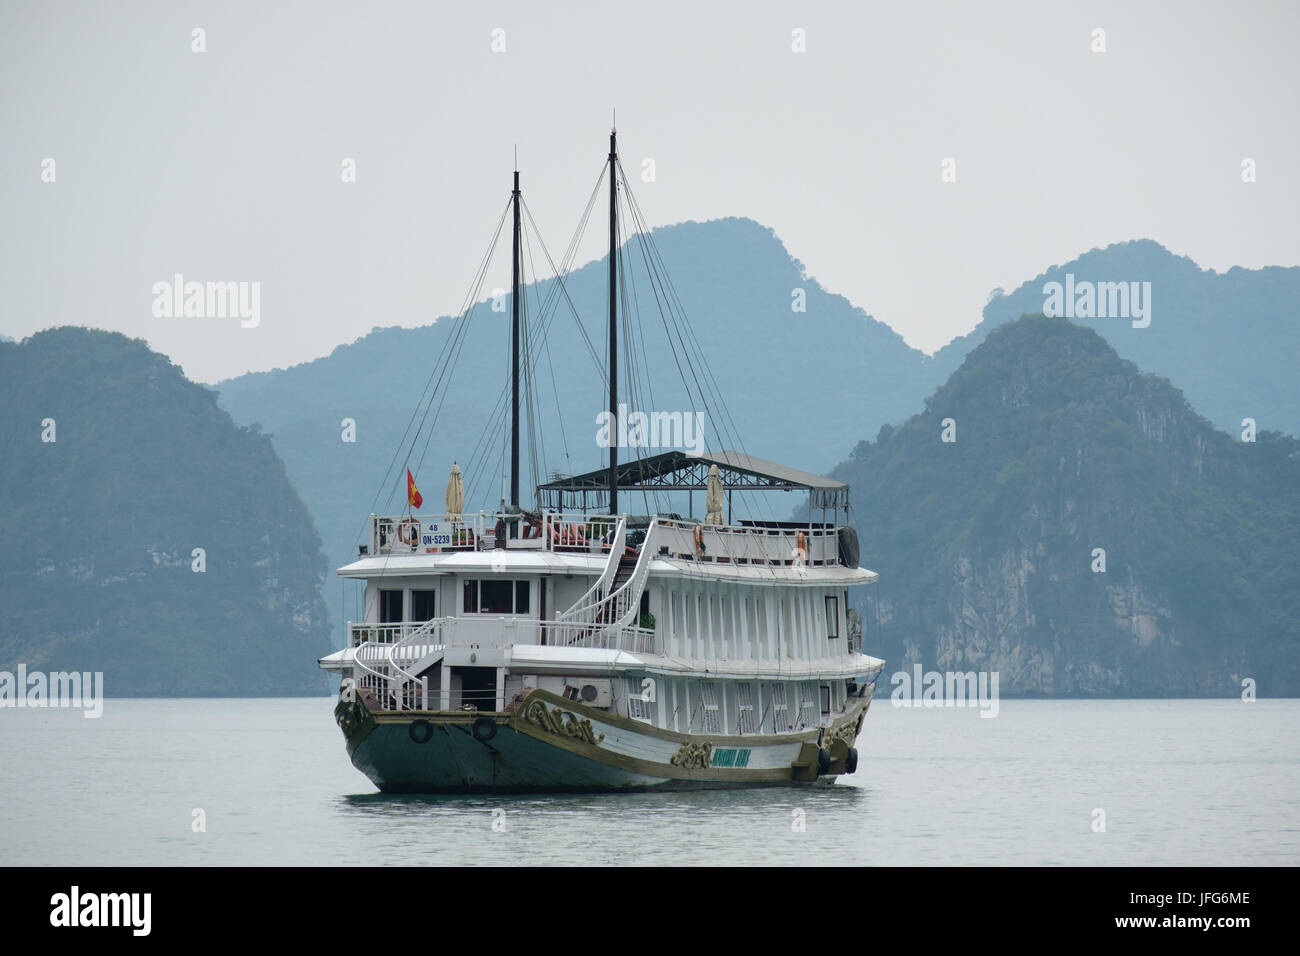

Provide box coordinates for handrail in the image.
[606,516,657,629]
[385,617,443,687]
[555,515,626,625]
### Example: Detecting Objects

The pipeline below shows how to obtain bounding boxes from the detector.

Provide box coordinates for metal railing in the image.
[554,516,627,627]
[368,511,613,557]
[347,614,659,657]
[654,518,840,567]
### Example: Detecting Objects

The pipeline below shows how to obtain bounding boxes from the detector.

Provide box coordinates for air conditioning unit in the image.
[565,679,611,708]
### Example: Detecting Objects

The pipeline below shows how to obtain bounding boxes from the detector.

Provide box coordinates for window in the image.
[797,682,818,727]
[626,678,652,723]
[379,589,403,623]
[820,684,832,715]
[411,590,436,622]
[771,683,790,732]
[825,595,840,640]
[480,579,513,614]
[463,579,530,614]
[701,681,721,734]
[737,683,757,735]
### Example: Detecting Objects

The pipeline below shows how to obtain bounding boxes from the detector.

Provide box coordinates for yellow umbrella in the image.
[445,462,464,520]
[705,463,725,525]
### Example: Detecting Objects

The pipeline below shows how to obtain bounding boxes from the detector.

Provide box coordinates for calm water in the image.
[2,698,1296,865]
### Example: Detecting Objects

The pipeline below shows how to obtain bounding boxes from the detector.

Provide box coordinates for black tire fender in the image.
[472,716,497,742]
[817,747,831,775]
[408,719,433,744]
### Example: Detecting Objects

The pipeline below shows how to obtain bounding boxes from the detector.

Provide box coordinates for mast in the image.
[510,166,521,508]
[607,127,619,515]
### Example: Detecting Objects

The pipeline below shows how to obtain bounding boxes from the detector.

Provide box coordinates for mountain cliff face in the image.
[0,328,334,695]
[834,315,1300,697]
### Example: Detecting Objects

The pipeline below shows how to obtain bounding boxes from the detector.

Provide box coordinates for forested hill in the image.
[834,315,1300,697]
[933,240,1300,436]
[0,328,334,695]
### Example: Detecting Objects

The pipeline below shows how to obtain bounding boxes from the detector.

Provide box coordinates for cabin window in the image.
[820,684,832,715]
[463,579,530,614]
[379,589,403,623]
[701,681,721,734]
[771,683,790,732]
[826,595,839,639]
[480,579,513,613]
[626,678,652,723]
[737,683,757,735]
[797,682,818,728]
[411,590,436,622]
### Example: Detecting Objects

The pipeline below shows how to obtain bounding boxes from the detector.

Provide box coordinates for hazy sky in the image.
[3,1,1297,383]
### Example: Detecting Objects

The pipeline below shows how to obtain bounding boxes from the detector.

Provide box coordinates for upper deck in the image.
[355,510,858,573]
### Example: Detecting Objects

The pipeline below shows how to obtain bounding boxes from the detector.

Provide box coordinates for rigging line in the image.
[618,173,771,522]
[353,194,512,547]
[622,204,751,518]
[409,215,511,485]
[462,211,590,511]
[402,196,512,484]
[519,164,606,363]
[619,175,760,479]
[398,196,512,498]
[521,216,548,499]
[520,195,607,386]
[370,196,513,592]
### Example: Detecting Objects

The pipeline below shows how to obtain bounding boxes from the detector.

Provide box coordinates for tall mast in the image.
[510,166,521,508]
[607,127,619,515]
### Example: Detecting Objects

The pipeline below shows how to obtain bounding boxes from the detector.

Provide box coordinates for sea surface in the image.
[2,698,1296,866]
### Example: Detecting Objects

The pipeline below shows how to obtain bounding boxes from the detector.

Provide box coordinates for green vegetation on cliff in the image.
[0,328,334,695]
[835,315,1300,696]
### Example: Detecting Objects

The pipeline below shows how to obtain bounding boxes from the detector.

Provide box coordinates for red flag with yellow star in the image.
[407,468,423,510]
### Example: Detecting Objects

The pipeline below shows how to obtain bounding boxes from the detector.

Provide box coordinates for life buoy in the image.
[472,716,497,742]
[398,517,420,548]
[408,719,433,744]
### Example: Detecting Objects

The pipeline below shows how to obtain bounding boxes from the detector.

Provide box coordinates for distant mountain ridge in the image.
[215,219,1299,647]
[217,217,934,632]
[932,239,1300,435]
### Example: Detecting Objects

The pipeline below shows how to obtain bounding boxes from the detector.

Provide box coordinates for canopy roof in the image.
[537,450,849,513]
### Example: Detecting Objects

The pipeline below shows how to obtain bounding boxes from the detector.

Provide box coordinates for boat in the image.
[318,128,886,791]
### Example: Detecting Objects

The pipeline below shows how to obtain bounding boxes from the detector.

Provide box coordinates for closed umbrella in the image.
[705,463,725,526]
[445,462,464,520]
